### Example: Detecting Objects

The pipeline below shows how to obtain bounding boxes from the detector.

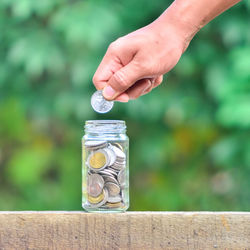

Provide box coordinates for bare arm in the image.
[93,0,241,102]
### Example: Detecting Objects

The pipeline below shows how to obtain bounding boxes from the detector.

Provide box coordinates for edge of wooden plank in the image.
[0,211,250,249]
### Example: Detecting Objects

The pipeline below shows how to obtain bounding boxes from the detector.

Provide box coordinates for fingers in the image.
[115,93,129,102]
[102,59,146,100]
[92,53,123,91]
[92,39,137,91]
[125,79,152,100]
[114,75,163,102]
[141,75,163,95]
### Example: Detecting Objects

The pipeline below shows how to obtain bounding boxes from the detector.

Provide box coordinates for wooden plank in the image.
[0,212,250,249]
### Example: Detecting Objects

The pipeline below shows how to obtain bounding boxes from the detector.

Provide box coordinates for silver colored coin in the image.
[91,90,114,113]
[110,143,124,152]
[111,145,126,160]
[104,168,118,176]
[85,140,107,149]
[112,162,126,170]
[87,174,104,197]
[118,169,126,187]
[99,170,113,177]
[103,175,119,185]
[105,182,120,197]
[107,195,122,203]
[103,148,116,166]
[109,165,121,172]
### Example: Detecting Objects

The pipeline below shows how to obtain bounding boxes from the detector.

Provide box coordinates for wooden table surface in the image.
[0,211,249,249]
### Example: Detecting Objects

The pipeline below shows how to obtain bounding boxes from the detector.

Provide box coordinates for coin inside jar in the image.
[105,182,120,197]
[107,195,122,203]
[87,174,104,197]
[105,202,124,208]
[118,169,126,187]
[102,175,119,185]
[88,188,108,208]
[111,145,126,161]
[87,149,109,171]
[85,140,107,150]
[88,190,105,204]
[103,148,116,166]
[110,143,124,152]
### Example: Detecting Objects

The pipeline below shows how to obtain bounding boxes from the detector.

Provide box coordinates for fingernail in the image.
[103,85,116,99]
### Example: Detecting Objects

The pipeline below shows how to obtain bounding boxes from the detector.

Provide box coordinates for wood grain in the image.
[0,212,250,249]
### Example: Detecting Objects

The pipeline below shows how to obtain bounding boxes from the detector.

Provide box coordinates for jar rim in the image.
[84,120,126,133]
[85,120,125,125]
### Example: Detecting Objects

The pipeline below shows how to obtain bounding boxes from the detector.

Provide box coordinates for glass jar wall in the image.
[82,120,129,212]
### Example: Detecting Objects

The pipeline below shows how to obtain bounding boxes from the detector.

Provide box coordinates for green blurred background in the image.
[0,0,250,211]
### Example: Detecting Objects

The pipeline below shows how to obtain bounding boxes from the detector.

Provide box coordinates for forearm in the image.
[152,0,241,50]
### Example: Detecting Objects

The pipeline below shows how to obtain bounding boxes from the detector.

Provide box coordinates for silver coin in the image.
[85,140,107,149]
[103,148,116,166]
[90,188,109,208]
[118,169,126,187]
[105,182,120,197]
[110,143,124,152]
[99,170,113,177]
[112,162,126,170]
[102,175,119,185]
[111,145,126,160]
[104,168,118,176]
[107,195,122,203]
[109,165,121,172]
[91,90,114,113]
[87,174,104,197]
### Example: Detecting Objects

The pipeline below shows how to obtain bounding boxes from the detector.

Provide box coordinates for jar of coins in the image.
[82,120,129,212]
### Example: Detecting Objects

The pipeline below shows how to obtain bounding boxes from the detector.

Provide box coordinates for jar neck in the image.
[84,120,126,134]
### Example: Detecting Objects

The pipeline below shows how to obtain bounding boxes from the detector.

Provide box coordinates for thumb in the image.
[103,60,145,100]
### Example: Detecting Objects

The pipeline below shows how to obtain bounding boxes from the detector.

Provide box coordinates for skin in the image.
[93,0,241,102]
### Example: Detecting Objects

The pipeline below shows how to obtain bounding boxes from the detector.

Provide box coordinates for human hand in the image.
[92,10,194,102]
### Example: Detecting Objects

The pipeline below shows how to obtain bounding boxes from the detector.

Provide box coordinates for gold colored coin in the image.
[88,191,105,204]
[88,151,107,169]
[105,202,123,208]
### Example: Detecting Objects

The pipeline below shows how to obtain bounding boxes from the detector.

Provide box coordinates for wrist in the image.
[151,1,203,52]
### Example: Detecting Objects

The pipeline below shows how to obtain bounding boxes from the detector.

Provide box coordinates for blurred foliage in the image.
[0,0,250,210]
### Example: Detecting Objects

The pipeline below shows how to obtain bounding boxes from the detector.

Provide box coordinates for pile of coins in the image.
[85,140,127,209]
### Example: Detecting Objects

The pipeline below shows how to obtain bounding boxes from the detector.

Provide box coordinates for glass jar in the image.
[82,120,129,212]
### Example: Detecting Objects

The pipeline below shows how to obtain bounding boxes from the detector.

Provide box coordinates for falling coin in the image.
[91,90,114,113]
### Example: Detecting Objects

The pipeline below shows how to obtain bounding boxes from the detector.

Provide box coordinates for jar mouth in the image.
[85,120,126,133]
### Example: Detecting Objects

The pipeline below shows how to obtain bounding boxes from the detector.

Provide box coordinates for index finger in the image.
[92,48,123,90]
